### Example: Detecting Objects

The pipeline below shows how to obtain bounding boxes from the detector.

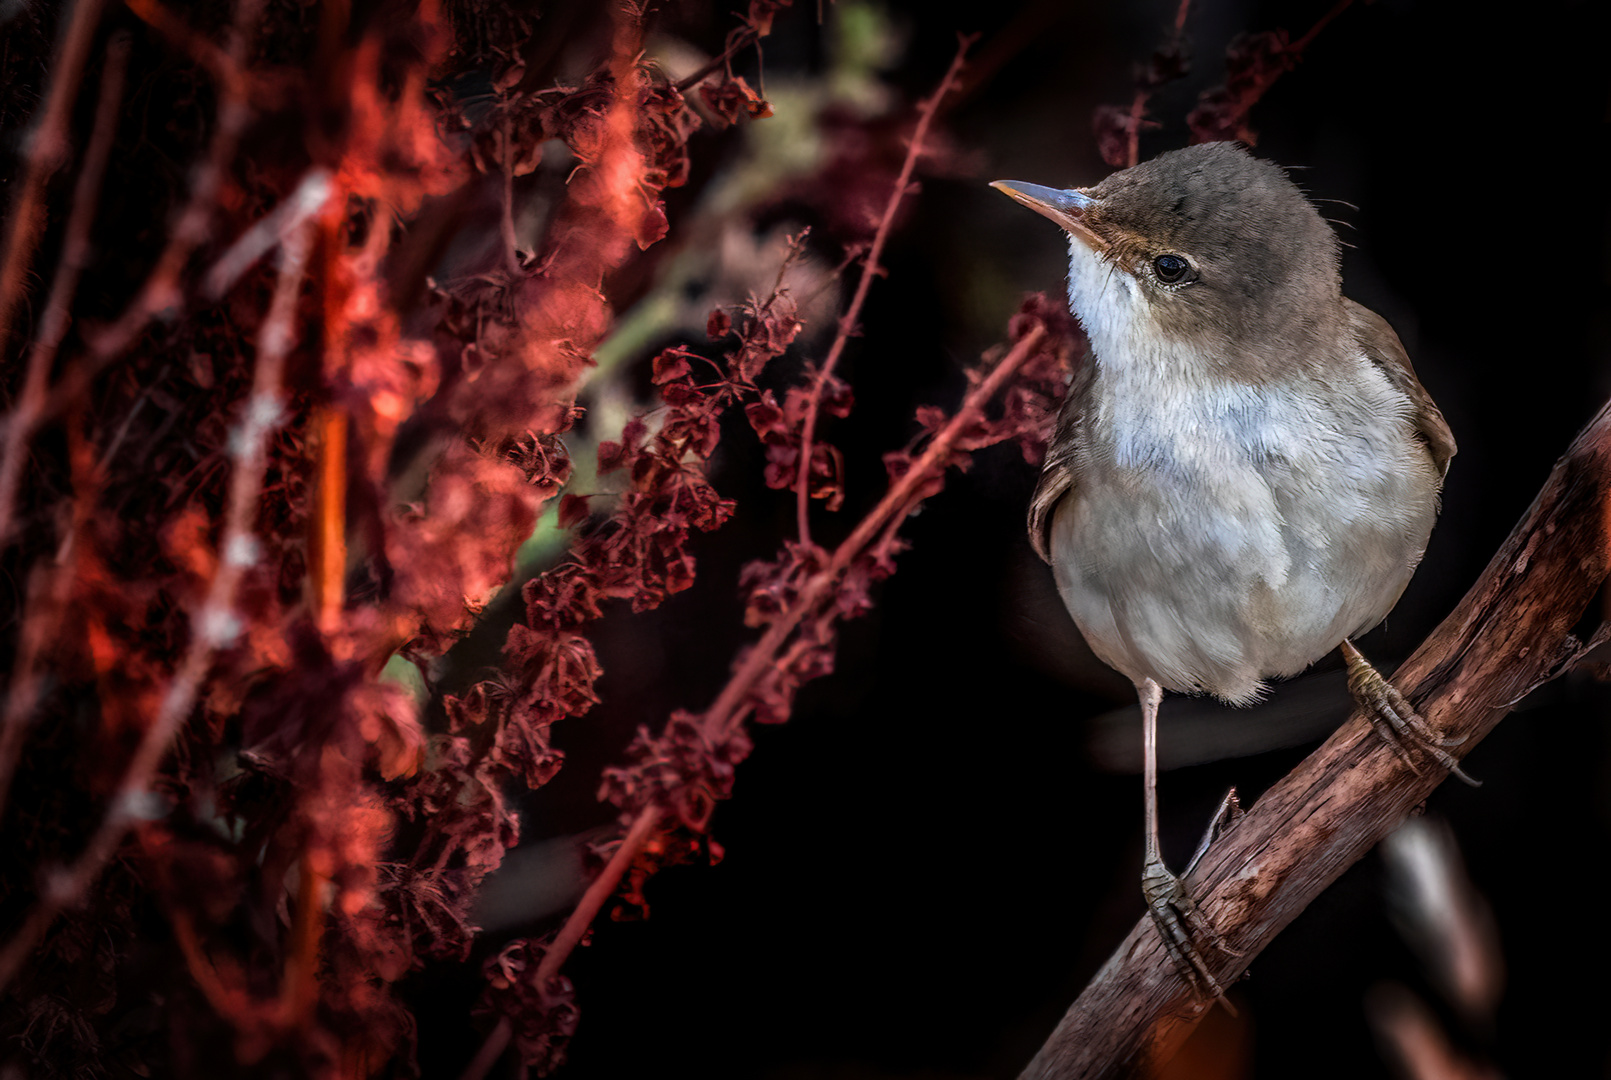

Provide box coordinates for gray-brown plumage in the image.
[994,141,1461,998]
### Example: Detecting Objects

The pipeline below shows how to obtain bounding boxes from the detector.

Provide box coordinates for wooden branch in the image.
[1021,398,1611,1080]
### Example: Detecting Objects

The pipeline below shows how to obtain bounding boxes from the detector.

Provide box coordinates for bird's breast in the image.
[1051,346,1442,704]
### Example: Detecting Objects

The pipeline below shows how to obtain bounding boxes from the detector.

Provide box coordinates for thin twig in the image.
[203,167,334,298]
[1122,0,1191,168]
[458,1018,513,1080]
[3,0,266,444]
[461,805,666,1080]
[0,213,319,995]
[793,34,974,544]
[464,323,1049,1079]
[672,26,759,94]
[0,29,127,545]
[0,33,130,813]
[0,0,104,362]
[1019,398,1611,1079]
[531,805,663,997]
[86,0,263,353]
[123,0,241,91]
[733,322,1042,737]
[1292,0,1353,52]
[1187,0,1353,146]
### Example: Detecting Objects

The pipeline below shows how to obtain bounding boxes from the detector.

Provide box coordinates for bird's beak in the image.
[991,180,1106,251]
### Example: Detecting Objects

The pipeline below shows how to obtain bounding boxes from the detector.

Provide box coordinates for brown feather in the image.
[1344,298,1457,477]
[1028,356,1094,563]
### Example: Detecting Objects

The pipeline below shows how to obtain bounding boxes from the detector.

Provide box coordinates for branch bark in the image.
[1021,398,1611,1080]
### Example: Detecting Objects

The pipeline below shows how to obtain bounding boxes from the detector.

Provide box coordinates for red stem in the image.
[0,0,106,545]
[0,209,319,994]
[0,32,129,814]
[1,0,265,446]
[726,323,1045,738]
[1292,0,1352,53]
[0,0,104,362]
[461,804,666,1080]
[792,36,974,544]
[1204,0,1353,143]
[1124,89,1147,170]
[1123,0,1191,169]
[466,323,1049,1077]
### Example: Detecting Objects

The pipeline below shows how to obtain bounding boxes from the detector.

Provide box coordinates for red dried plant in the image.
[1092,0,1355,166]
[0,3,1088,1076]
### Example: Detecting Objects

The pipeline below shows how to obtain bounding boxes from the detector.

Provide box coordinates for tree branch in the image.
[1021,398,1611,1080]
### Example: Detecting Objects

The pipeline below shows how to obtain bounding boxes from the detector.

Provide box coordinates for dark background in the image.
[418,0,1611,1076]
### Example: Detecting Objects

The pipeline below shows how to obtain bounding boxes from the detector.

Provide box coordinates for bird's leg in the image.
[1137,678,1239,1002]
[1340,640,1478,787]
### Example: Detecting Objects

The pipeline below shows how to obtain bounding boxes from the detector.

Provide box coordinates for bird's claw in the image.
[1142,857,1240,1007]
[1341,640,1479,787]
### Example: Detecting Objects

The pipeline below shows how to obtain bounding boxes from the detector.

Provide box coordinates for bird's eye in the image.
[1152,254,1192,284]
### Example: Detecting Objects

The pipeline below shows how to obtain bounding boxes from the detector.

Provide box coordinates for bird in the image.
[992,141,1465,999]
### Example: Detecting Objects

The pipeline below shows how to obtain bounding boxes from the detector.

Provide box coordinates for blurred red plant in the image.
[0,2,1086,1076]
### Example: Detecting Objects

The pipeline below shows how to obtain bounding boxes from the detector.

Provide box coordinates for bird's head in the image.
[993,142,1343,375]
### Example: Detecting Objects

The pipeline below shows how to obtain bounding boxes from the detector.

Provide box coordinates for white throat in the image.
[1065,236,1149,373]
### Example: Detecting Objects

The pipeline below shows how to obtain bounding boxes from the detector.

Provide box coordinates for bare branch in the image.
[1020,399,1611,1079]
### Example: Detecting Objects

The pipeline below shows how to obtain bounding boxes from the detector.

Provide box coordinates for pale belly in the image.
[1048,374,1441,705]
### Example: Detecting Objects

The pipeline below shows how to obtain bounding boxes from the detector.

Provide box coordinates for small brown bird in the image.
[993,142,1466,997]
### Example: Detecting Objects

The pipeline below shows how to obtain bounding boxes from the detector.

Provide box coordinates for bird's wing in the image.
[1345,298,1457,477]
[1027,358,1095,564]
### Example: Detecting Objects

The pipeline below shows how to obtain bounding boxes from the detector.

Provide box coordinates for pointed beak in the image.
[991,180,1106,251]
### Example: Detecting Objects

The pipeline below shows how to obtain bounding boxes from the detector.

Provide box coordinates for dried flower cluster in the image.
[1093,0,1355,166]
[0,2,1088,1076]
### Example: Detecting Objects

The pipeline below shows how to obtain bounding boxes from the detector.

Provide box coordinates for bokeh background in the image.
[3,0,1607,1076]
[429,1,1611,1077]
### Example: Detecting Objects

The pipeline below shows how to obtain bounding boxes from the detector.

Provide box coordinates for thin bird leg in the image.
[1340,639,1479,787]
[1137,678,1238,1003]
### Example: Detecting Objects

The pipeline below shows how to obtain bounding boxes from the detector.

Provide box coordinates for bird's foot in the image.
[1341,640,1479,787]
[1142,855,1240,1006]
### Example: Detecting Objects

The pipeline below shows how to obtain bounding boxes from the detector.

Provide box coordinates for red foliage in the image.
[0,4,1102,1077]
[1187,3,1355,147]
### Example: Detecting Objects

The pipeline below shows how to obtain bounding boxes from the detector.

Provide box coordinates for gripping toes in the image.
[1141,857,1236,1003]
[1340,640,1479,787]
